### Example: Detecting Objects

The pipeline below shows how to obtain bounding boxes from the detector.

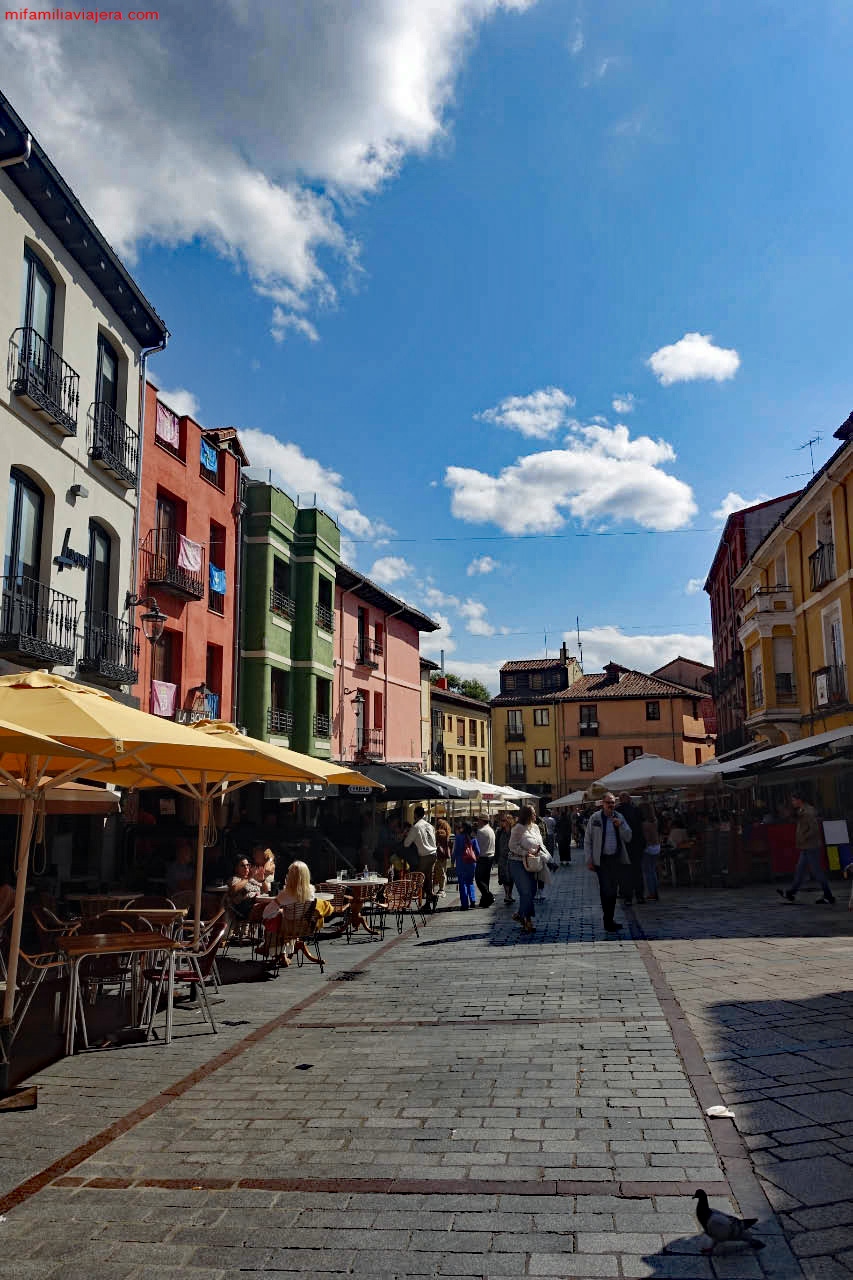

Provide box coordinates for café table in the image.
[66,892,136,919]
[58,931,179,1055]
[101,906,188,940]
[320,876,387,936]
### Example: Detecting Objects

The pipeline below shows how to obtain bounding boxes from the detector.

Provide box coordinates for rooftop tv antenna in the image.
[576,616,584,672]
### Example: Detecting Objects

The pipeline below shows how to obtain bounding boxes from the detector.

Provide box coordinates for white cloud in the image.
[476,387,576,439]
[271,308,320,344]
[440,658,501,696]
[647,333,741,386]
[570,626,713,672]
[458,599,496,637]
[368,556,413,585]
[711,491,770,525]
[445,421,696,533]
[568,19,584,55]
[422,586,460,611]
[240,427,391,542]
[611,393,636,415]
[0,3,535,340]
[466,555,500,576]
[420,611,456,658]
[685,578,704,595]
[157,386,201,419]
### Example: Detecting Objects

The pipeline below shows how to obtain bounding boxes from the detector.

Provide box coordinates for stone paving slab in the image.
[0,865,817,1278]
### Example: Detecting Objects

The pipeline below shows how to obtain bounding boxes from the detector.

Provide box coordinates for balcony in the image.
[268,706,293,736]
[87,402,138,488]
[314,712,332,739]
[505,726,525,742]
[140,528,205,601]
[316,602,334,632]
[741,585,794,621]
[79,612,139,686]
[774,672,798,705]
[506,766,527,785]
[356,729,384,759]
[354,639,378,670]
[809,542,836,592]
[579,723,599,737]
[0,576,77,666]
[813,663,847,709]
[8,327,79,436]
[269,587,295,621]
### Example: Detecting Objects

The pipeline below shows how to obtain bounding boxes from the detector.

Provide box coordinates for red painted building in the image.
[132,381,247,722]
[704,494,798,755]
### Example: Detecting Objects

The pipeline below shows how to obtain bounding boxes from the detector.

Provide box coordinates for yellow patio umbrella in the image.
[114,720,384,933]
[0,672,330,958]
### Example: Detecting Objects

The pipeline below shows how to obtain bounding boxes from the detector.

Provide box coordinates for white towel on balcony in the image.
[177,534,202,572]
[151,680,177,717]
[155,402,180,447]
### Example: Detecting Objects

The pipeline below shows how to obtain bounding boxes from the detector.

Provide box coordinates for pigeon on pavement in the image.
[693,1189,765,1254]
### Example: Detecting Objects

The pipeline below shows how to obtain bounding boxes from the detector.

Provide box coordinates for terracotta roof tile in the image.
[554,669,703,701]
[500,658,565,672]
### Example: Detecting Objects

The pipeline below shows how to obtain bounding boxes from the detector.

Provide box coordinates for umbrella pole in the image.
[3,764,37,1025]
[193,775,208,946]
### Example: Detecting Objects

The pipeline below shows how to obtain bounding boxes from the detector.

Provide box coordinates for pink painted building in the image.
[334,565,439,767]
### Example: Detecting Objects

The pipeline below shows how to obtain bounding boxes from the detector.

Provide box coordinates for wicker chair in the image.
[372,877,421,939]
[400,871,428,927]
[263,901,325,975]
[318,885,353,941]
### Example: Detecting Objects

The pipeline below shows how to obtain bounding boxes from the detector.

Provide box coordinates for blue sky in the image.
[4,0,852,690]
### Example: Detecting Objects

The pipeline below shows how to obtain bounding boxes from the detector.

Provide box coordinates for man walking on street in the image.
[584,793,632,932]
[475,814,496,907]
[779,791,835,904]
[403,805,439,911]
[617,791,645,904]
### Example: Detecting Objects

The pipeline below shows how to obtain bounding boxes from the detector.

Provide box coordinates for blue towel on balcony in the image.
[209,564,227,594]
[200,438,218,472]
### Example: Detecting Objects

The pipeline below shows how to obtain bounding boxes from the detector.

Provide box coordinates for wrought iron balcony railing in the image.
[809,542,836,592]
[316,602,334,632]
[8,327,79,436]
[505,726,525,742]
[751,668,764,709]
[140,528,205,600]
[356,729,384,759]
[579,722,599,737]
[774,672,798,705]
[269,587,295,620]
[79,611,139,686]
[268,706,293,736]
[87,402,138,487]
[354,639,378,669]
[314,712,332,738]
[506,766,527,785]
[0,575,77,666]
[813,663,847,708]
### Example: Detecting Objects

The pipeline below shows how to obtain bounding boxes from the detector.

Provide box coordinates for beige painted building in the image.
[0,93,167,696]
[430,680,492,783]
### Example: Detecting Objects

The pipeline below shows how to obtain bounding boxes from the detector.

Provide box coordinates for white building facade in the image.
[0,92,168,699]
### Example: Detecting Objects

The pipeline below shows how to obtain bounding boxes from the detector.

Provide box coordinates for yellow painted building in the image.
[734,429,853,744]
[430,681,492,783]
[490,648,583,802]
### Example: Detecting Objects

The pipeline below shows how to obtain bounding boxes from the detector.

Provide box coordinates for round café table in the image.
[320,876,387,936]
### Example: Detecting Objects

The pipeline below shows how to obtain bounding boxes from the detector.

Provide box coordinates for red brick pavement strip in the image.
[288,1015,667,1028]
[634,936,788,1223]
[0,925,416,1217]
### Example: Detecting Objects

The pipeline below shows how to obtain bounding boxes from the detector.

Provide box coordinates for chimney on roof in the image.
[603,661,623,684]
[559,641,568,665]
[433,677,448,690]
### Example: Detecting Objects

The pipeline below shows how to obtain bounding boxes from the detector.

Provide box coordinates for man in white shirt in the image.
[403,805,438,911]
[475,815,496,907]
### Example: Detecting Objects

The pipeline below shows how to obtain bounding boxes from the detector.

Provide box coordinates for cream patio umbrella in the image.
[0,672,331,958]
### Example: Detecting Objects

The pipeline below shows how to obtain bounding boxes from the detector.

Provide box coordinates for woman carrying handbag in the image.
[508,804,546,933]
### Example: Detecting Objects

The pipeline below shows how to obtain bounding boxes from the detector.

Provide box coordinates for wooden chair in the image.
[263,902,325,975]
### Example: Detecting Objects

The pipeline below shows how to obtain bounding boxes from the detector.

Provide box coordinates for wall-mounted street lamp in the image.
[126,593,167,645]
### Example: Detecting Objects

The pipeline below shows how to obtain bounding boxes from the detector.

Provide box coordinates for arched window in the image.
[4,469,44,584]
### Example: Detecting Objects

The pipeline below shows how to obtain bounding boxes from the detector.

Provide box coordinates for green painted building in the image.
[239,480,340,756]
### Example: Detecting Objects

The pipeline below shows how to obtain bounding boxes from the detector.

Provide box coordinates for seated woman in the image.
[251,844,276,894]
[262,860,332,965]
[227,857,265,920]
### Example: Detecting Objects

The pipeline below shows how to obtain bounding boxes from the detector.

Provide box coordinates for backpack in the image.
[461,837,478,864]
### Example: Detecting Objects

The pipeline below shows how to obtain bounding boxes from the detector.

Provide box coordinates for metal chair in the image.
[263,901,325,975]
[371,878,421,939]
[126,895,177,911]
[401,872,428,927]
[142,918,228,1036]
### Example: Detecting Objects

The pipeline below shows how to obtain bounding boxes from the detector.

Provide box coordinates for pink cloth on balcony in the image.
[177,534,202,572]
[155,402,180,447]
[151,680,177,717]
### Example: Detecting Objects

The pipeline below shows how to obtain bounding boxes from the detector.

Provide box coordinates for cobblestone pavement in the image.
[0,861,849,1278]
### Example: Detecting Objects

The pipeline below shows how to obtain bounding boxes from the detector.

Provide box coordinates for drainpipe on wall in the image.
[231,467,246,725]
[338,577,365,758]
[130,339,168,605]
[384,606,405,764]
[0,134,31,168]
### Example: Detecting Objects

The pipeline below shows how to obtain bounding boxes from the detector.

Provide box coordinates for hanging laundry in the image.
[177,534,203,572]
[151,680,177,717]
[200,438,218,472]
[155,402,180,447]
[209,564,227,594]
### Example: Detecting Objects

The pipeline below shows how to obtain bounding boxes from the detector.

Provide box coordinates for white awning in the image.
[713,727,853,776]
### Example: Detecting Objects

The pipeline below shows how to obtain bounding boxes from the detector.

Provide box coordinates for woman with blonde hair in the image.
[508,804,546,933]
[262,860,331,966]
